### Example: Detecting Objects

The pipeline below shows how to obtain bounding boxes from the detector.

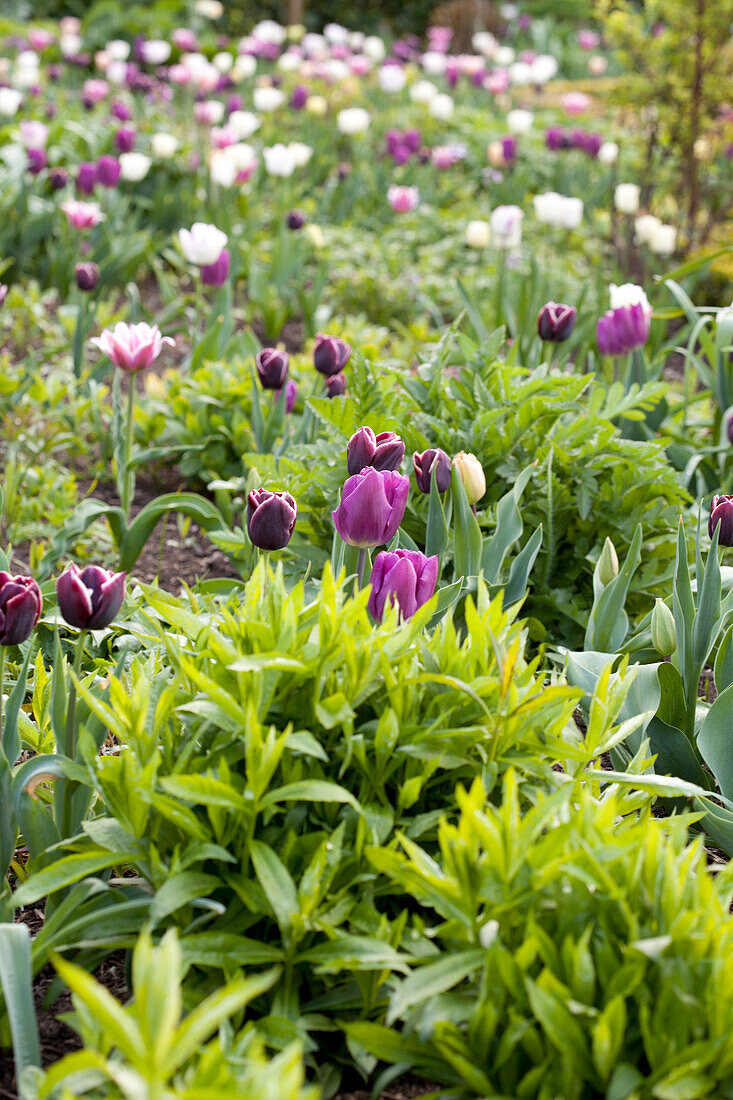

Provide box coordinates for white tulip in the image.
[598,141,619,164]
[509,62,533,85]
[363,36,386,62]
[289,141,312,167]
[152,132,179,159]
[213,51,233,73]
[472,31,498,57]
[119,153,151,181]
[529,54,558,84]
[649,224,677,255]
[106,39,131,60]
[277,51,301,72]
[209,149,237,187]
[263,143,295,177]
[253,20,286,45]
[253,86,285,112]
[409,79,438,104]
[533,192,564,224]
[232,55,256,80]
[495,46,515,66]
[506,108,533,134]
[0,88,23,116]
[60,33,82,57]
[378,65,407,93]
[422,51,447,75]
[141,40,171,66]
[429,93,454,120]
[490,205,523,249]
[614,183,641,215]
[634,214,662,245]
[324,23,349,44]
[228,110,260,139]
[336,107,370,135]
[195,0,224,16]
[466,220,491,248]
[179,222,228,265]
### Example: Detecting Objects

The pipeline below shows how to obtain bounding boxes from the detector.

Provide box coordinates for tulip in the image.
[90,321,175,371]
[367,549,439,623]
[332,468,409,548]
[61,199,105,229]
[413,448,451,493]
[387,185,419,214]
[614,183,640,215]
[324,372,346,397]
[313,333,351,376]
[119,152,151,181]
[651,598,677,657]
[76,161,97,194]
[201,247,230,287]
[256,347,289,390]
[453,452,486,505]
[710,494,733,547]
[27,148,46,174]
[466,220,491,249]
[287,210,306,230]
[96,154,121,187]
[56,563,125,629]
[247,488,297,550]
[115,126,136,152]
[49,167,70,190]
[0,572,42,646]
[179,222,228,266]
[537,302,577,343]
[337,107,370,134]
[347,426,405,476]
[597,538,619,585]
[598,141,618,164]
[276,378,298,413]
[0,285,8,307]
[75,262,100,291]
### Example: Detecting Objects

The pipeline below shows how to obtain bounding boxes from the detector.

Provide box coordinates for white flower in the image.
[649,223,677,256]
[107,61,128,85]
[213,51,233,74]
[422,51,447,75]
[494,46,515,66]
[152,132,179,159]
[106,39,131,61]
[263,143,295,177]
[378,65,407,93]
[614,183,640,214]
[253,20,286,45]
[472,31,498,57]
[228,110,260,139]
[0,88,23,116]
[409,79,438,104]
[336,107,370,135]
[324,23,349,44]
[479,920,499,948]
[253,86,285,113]
[533,192,563,224]
[195,0,224,16]
[18,120,48,148]
[466,220,491,248]
[363,36,386,62]
[141,40,171,66]
[209,149,237,187]
[277,51,301,72]
[349,32,365,51]
[306,95,327,116]
[301,33,326,57]
[119,153,151,181]
[529,54,558,84]
[509,62,533,85]
[490,204,523,249]
[561,196,584,229]
[610,283,651,312]
[506,108,533,134]
[635,214,662,245]
[179,222,228,265]
[60,33,83,57]
[289,141,312,167]
[429,93,454,120]
[598,141,619,165]
[232,55,257,80]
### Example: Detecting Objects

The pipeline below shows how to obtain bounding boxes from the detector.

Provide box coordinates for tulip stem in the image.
[356,548,367,592]
[121,378,136,523]
[0,647,5,740]
[61,629,86,840]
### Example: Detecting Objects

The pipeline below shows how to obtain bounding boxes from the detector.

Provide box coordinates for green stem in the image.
[121,378,136,523]
[0,647,5,742]
[355,548,367,593]
[61,630,86,840]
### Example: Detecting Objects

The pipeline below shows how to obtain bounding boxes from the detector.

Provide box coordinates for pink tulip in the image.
[60,199,106,229]
[90,321,175,372]
[387,185,419,214]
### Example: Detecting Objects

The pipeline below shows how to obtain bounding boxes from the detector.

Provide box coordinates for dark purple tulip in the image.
[76,162,97,194]
[276,378,297,413]
[545,126,565,151]
[324,372,346,397]
[501,136,517,164]
[596,304,650,356]
[27,148,47,174]
[583,132,602,158]
[314,333,351,376]
[0,572,42,645]
[347,426,405,476]
[728,414,733,446]
[337,162,351,180]
[287,210,305,230]
[75,262,100,291]
[201,248,231,287]
[710,495,733,546]
[413,448,451,493]
[56,563,125,629]
[367,549,439,623]
[49,166,70,190]
[537,301,577,343]
[247,488,297,550]
[256,347,289,390]
[115,127,136,153]
[97,154,121,187]
[332,468,409,549]
[290,84,308,110]
[403,128,421,153]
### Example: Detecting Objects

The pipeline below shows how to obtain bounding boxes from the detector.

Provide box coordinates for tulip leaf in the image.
[0,923,41,1077]
[451,466,482,582]
[118,493,224,572]
[425,464,449,564]
[503,525,543,607]
[714,624,733,695]
[584,524,642,653]
[481,464,534,584]
[697,683,733,802]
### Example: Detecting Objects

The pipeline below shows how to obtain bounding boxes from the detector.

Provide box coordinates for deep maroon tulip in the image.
[332,468,409,549]
[76,162,97,194]
[0,572,42,645]
[115,127,136,153]
[97,154,121,187]
[287,210,305,230]
[256,347,289,390]
[367,549,438,623]
[324,372,346,397]
[247,488,297,550]
[49,166,69,191]
[537,302,577,343]
[201,247,230,287]
[347,426,405,476]
[337,162,351,180]
[56,563,125,629]
[75,262,100,291]
[27,148,47,174]
[710,495,733,546]
[314,333,351,376]
[728,414,733,446]
[413,448,451,493]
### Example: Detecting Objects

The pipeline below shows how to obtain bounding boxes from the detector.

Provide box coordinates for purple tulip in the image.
[49,167,70,191]
[256,347,289,390]
[56,563,125,629]
[0,572,42,645]
[332,468,409,548]
[76,162,97,195]
[596,303,650,356]
[537,302,577,343]
[111,100,132,122]
[367,549,439,623]
[324,372,346,397]
[710,495,733,546]
[115,127,136,153]
[201,247,231,287]
[276,378,297,413]
[501,136,517,164]
[413,448,451,494]
[347,426,405,476]
[287,210,305,230]
[247,488,297,550]
[97,154,121,187]
[313,334,352,376]
[290,84,308,110]
[27,148,47,174]
[75,262,100,291]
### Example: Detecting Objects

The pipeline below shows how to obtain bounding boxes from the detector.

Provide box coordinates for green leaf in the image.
[119,494,224,572]
[259,780,361,813]
[526,977,593,1078]
[451,465,482,582]
[299,935,412,976]
[52,951,145,1063]
[150,872,220,924]
[387,950,484,1025]
[13,852,132,906]
[697,682,733,801]
[250,841,299,931]
[0,923,41,1076]
[481,465,534,584]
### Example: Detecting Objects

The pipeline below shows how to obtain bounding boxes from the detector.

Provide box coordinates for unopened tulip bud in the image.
[347,426,405,475]
[324,371,346,397]
[452,452,486,505]
[313,333,351,376]
[56,563,125,629]
[413,448,451,493]
[287,209,306,230]
[709,494,733,547]
[75,261,100,291]
[247,488,297,550]
[537,301,577,343]
[597,537,619,586]
[651,598,676,656]
[0,572,42,645]
[256,347,289,390]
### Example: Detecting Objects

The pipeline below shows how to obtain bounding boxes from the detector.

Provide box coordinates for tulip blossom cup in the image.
[0,570,42,734]
[247,488,297,551]
[367,549,439,623]
[333,467,410,587]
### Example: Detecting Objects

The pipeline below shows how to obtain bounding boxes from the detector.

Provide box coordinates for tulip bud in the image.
[49,166,70,190]
[597,537,619,586]
[287,209,306,230]
[76,161,97,194]
[247,488,297,550]
[452,452,486,505]
[313,333,351,376]
[651,598,676,657]
[347,426,405,476]
[413,448,451,493]
[75,261,100,291]
[537,301,577,343]
[0,571,42,646]
[324,371,346,397]
[96,153,121,187]
[367,549,439,623]
[56,563,125,629]
[709,494,733,547]
[256,347,289,390]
